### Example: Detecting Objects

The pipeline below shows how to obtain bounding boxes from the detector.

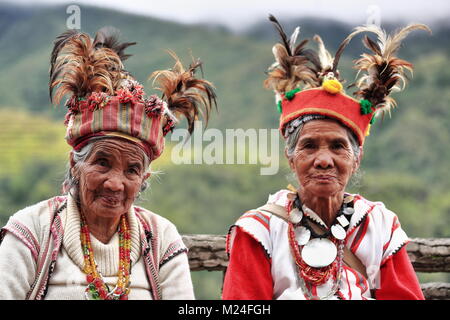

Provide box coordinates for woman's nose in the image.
[103,172,125,192]
[313,150,334,169]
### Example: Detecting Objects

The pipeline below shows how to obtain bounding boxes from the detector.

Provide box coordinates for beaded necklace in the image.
[80,213,131,300]
[287,194,354,300]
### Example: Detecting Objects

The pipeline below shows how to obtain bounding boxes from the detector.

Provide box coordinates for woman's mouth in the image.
[312,175,336,183]
[98,194,123,207]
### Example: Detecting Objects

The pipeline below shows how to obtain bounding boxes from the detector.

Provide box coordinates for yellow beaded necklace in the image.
[80,213,131,300]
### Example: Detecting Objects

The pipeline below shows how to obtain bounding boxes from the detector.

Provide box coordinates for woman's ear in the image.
[354,146,364,172]
[285,148,295,171]
[70,152,77,179]
[69,151,76,169]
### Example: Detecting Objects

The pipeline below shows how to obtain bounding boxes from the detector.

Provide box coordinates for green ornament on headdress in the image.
[285,88,301,101]
[277,100,282,113]
[360,99,373,115]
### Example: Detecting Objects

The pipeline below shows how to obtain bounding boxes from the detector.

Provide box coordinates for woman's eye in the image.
[96,159,109,167]
[332,142,346,150]
[128,167,139,175]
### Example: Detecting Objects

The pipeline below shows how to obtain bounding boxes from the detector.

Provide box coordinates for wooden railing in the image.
[182,235,450,300]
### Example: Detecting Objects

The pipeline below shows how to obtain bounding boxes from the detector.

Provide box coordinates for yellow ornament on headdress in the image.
[322,78,343,94]
[365,124,371,136]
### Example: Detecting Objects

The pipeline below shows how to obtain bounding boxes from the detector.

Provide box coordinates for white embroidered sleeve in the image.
[0,232,37,299]
[158,220,194,299]
[159,250,194,299]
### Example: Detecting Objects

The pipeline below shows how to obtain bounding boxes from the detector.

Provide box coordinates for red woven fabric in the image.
[280,88,373,145]
[65,96,165,160]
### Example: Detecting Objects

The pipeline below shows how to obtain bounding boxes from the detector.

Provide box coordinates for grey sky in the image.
[8,0,450,31]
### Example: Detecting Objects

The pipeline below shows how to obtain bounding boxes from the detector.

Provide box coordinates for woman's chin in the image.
[90,199,129,218]
[306,183,342,198]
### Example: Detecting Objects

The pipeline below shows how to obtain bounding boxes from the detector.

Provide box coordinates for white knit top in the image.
[44,195,152,299]
[0,194,195,300]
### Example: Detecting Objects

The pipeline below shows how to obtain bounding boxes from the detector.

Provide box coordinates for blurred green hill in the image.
[0,3,449,299]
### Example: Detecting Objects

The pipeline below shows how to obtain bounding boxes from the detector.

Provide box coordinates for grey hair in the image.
[63,137,151,197]
[284,116,362,186]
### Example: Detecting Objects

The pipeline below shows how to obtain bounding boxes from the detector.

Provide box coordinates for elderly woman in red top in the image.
[0,27,216,300]
[223,16,428,300]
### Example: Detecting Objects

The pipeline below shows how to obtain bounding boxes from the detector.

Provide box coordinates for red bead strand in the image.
[80,213,131,300]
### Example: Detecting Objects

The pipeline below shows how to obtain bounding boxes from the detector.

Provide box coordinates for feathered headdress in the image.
[50,30,124,104]
[264,15,320,101]
[344,23,431,118]
[264,15,354,98]
[49,27,217,160]
[265,15,430,145]
[150,51,217,135]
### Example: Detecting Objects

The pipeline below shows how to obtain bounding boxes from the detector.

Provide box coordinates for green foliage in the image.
[191,271,223,300]
[139,161,288,235]
[351,172,449,237]
[1,4,449,299]
[0,109,69,226]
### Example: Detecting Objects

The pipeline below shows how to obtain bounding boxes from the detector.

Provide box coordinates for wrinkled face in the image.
[72,139,150,219]
[288,119,360,198]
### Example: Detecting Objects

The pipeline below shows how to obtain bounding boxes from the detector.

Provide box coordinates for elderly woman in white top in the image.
[223,16,427,300]
[0,27,216,300]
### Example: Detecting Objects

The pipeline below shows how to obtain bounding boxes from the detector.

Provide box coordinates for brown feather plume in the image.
[50,30,124,105]
[49,29,80,99]
[93,26,136,61]
[149,51,217,134]
[264,15,321,99]
[92,27,137,91]
[344,23,431,116]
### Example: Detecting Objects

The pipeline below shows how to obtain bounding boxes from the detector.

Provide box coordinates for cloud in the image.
[8,0,450,31]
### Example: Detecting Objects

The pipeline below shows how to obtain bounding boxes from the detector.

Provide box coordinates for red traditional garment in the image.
[223,189,424,300]
[223,227,424,300]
